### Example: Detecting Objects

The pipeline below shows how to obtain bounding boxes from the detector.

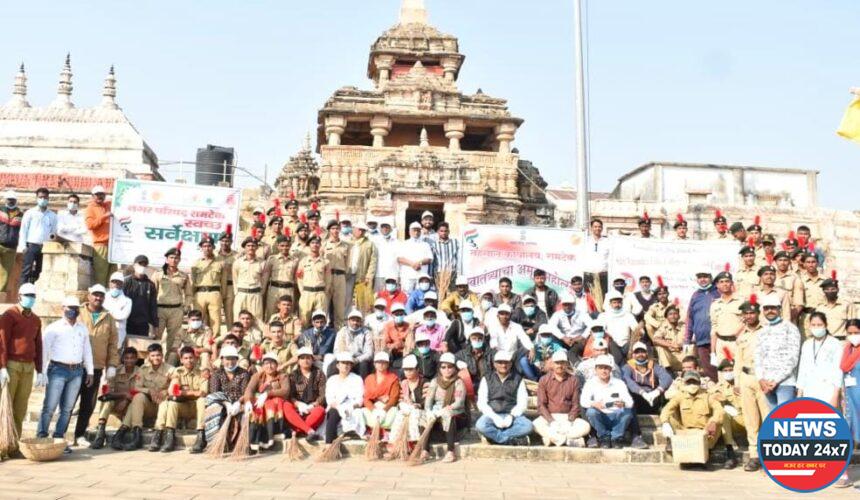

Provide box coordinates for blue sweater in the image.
[685,286,719,346]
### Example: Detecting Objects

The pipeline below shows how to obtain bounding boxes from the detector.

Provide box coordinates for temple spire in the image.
[6,62,30,108]
[51,53,74,109]
[101,65,119,109]
[303,131,312,152]
[400,0,427,25]
[419,126,429,147]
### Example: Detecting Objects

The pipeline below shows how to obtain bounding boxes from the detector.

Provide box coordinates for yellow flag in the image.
[837,97,860,143]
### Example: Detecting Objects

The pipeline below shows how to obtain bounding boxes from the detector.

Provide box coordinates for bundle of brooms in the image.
[0,385,19,459]
[316,434,346,462]
[408,416,438,466]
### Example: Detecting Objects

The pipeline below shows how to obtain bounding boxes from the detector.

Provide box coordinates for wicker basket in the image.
[18,437,66,462]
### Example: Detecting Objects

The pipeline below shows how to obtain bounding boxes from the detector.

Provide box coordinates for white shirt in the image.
[325,372,364,410]
[535,289,547,313]
[397,238,433,282]
[596,310,639,347]
[623,290,652,317]
[576,357,622,383]
[796,336,843,401]
[56,209,89,243]
[104,292,133,347]
[548,308,591,340]
[583,235,610,273]
[476,373,528,418]
[371,233,399,280]
[364,311,388,339]
[580,376,633,414]
[487,320,534,352]
[18,207,57,250]
[42,318,94,375]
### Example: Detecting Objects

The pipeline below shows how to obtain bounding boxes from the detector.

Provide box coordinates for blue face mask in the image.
[385,283,397,293]
[539,336,552,346]
[593,331,605,340]
[418,346,430,355]
[418,282,430,292]
[424,319,436,328]
[635,358,648,366]
[470,340,484,349]
[697,284,711,291]
[394,315,405,325]
[37,198,48,208]
[20,295,35,309]
[460,311,474,322]
[341,227,352,236]
[109,288,122,298]
[64,308,79,320]
[375,310,385,320]
[768,316,783,325]
[523,306,536,316]
[225,364,238,373]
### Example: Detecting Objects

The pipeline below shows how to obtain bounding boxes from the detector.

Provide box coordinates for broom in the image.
[205,411,233,459]
[0,385,19,458]
[230,411,251,460]
[364,423,382,461]
[407,416,437,466]
[285,434,304,461]
[316,433,346,462]
[387,413,411,461]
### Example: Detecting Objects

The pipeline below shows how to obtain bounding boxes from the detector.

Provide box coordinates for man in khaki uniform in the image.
[90,347,139,450]
[709,359,743,467]
[252,222,272,260]
[348,222,377,315]
[799,253,825,335]
[709,271,744,365]
[263,321,298,372]
[218,231,237,327]
[113,344,171,452]
[153,246,193,366]
[191,236,227,337]
[263,216,284,251]
[733,298,769,472]
[265,235,298,319]
[753,266,791,323]
[643,285,671,340]
[177,310,216,370]
[816,275,855,339]
[284,199,301,239]
[291,223,311,261]
[232,237,269,322]
[734,245,759,298]
[268,295,304,336]
[297,235,331,326]
[159,346,209,453]
[710,211,729,240]
[322,219,351,329]
[652,304,686,372]
[774,251,804,322]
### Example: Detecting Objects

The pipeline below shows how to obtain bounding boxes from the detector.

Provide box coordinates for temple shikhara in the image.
[276,0,553,232]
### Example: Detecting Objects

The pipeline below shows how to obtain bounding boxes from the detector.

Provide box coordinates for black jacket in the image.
[124,275,158,328]
[523,286,559,315]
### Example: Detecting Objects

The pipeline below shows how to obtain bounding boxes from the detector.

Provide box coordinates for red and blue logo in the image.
[758,398,853,493]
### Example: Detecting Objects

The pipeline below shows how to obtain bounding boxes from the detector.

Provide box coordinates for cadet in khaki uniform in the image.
[709,271,744,365]
[284,199,301,238]
[710,211,729,240]
[218,230,237,327]
[268,295,304,338]
[816,275,855,339]
[265,235,298,319]
[159,346,209,453]
[232,237,269,322]
[799,253,825,335]
[263,216,284,251]
[263,320,298,372]
[322,219,351,329]
[90,347,139,450]
[660,370,736,468]
[290,223,311,261]
[733,298,769,472]
[153,246,193,365]
[734,244,759,298]
[177,310,216,370]
[643,284,671,340]
[252,223,272,260]
[709,359,744,467]
[745,219,767,269]
[113,344,172,452]
[297,236,331,326]
[652,304,686,372]
[191,236,227,337]
[348,222,378,314]
[753,266,791,323]
[774,251,804,321]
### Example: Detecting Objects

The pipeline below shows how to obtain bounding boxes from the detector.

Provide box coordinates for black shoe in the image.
[190,430,206,454]
[723,448,738,470]
[509,436,530,447]
[630,435,648,449]
[148,430,163,452]
[743,458,761,472]
[305,431,319,444]
[124,427,143,451]
[160,428,176,453]
[110,426,129,451]
[90,423,107,450]
[599,439,611,449]
[586,436,598,448]
[611,440,624,449]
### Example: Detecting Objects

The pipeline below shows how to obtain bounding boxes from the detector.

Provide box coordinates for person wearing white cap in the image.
[406,290,450,330]
[454,327,494,394]
[396,222,433,293]
[533,350,591,447]
[243,351,289,453]
[521,324,565,381]
[547,292,591,347]
[330,309,374,378]
[37,296,93,454]
[0,189,22,292]
[386,354,428,457]
[475,350,533,445]
[754,293,801,409]
[297,310,336,366]
[56,192,89,243]
[421,351,468,462]
[348,220,378,315]
[406,272,436,314]
[364,298,390,349]
[620,342,671,449]
[17,186,57,286]
[104,271,132,348]
[440,275,479,321]
[323,352,365,445]
[486,303,534,359]
[596,289,641,355]
[442,299,481,354]
[202,344,252,452]
[74,284,119,447]
[85,185,113,285]
[580,354,634,448]
[511,295,548,348]
[415,307,447,353]
[419,210,437,241]
[575,338,621,383]
[0,281,42,437]
[383,302,411,361]
[522,268,559,316]
[370,219,398,293]
[360,351,400,434]
[429,221,460,303]
[284,346,327,441]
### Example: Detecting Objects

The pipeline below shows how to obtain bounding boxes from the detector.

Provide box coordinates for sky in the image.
[2,0,858,210]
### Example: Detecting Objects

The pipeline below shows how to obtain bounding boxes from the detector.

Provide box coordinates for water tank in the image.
[195,145,235,186]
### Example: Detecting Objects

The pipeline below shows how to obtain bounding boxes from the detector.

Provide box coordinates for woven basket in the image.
[18,437,66,462]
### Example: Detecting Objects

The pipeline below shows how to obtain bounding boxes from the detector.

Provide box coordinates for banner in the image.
[108,180,241,267]
[461,225,586,295]
[608,236,738,304]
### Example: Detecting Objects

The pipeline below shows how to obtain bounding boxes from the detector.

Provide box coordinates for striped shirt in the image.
[431,237,460,275]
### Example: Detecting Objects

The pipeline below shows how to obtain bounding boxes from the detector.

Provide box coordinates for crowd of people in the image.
[0,188,857,485]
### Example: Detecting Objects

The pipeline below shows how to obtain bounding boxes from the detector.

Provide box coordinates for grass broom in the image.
[364,423,381,461]
[316,433,346,462]
[387,413,410,461]
[407,416,437,466]
[230,412,251,460]
[205,411,233,459]
[285,434,304,461]
[0,385,19,459]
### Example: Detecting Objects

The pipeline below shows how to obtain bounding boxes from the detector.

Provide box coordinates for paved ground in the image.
[0,448,857,499]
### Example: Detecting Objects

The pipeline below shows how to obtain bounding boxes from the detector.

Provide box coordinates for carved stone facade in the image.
[275,0,553,234]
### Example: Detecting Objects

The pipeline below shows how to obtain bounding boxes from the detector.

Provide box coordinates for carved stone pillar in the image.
[325,115,346,146]
[376,56,395,86]
[442,57,459,82]
[495,122,517,154]
[444,118,466,152]
[370,115,392,148]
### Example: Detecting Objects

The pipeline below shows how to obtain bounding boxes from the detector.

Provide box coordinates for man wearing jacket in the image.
[523,269,559,315]
[685,272,720,380]
[0,190,22,292]
[124,255,158,339]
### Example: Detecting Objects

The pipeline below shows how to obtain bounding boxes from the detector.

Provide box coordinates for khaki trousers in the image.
[656,346,684,372]
[233,292,263,323]
[223,287,235,327]
[157,307,185,365]
[353,280,374,315]
[98,398,130,421]
[738,372,769,458]
[163,398,206,430]
[92,244,112,287]
[265,285,294,320]
[124,393,166,429]
[0,246,16,293]
[6,360,34,437]
[195,291,222,336]
[330,274,346,329]
[299,291,328,326]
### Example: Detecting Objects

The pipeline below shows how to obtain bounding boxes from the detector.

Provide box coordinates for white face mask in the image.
[810,327,827,339]
[133,264,146,275]
[722,372,734,382]
[848,334,860,347]
[67,202,79,211]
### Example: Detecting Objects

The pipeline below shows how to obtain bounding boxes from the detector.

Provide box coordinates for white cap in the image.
[594,354,614,368]
[422,307,438,317]
[560,293,576,304]
[439,353,456,365]
[335,352,354,363]
[458,300,474,310]
[493,351,513,362]
[497,304,512,314]
[219,345,240,359]
[593,338,609,350]
[18,283,36,295]
[605,290,624,302]
[354,221,368,231]
[424,291,438,301]
[391,302,406,313]
[311,310,328,320]
[347,309,363,320]
[402,355,418,369]
[261,353,279,364]
[374,298,388,309]
[418,272,431,281]
[415,331,431,343]
[455,276,469,286]
[109,271,125,283]
[761,294,782,308]
[91,185,106,195]
[88,284,107,295]
[468,326,485,337]
[385,275,398,282]
[2,189,18,199]
[538,324,555,336]
[374,351,390,363]
[551,350,570,363]
[590,319,605,330]
[62,296,80,307]
[409,222,422,230]
[521,294,536,303]
[631,341,649,353]
[296,346,314,358]
[421,210,434,219]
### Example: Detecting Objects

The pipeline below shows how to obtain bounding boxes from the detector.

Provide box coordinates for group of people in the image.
[0,191,857,485]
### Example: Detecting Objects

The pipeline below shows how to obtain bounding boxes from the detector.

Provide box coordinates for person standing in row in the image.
[17,187,57,285]
[755,295,801,409]
[56,194,88,243]
[232,237,268,324]
[733,297,769,472]
[397,222,433,294]
[153,246,193,365]
[0,190,22,293]
[192,236,227,337]
[297,236,330,326]
[348,222,377,314]
[323,219,351,329]
[84,185,113,286]
[218,230,237,327]
[431,222,460,303]
[104,272,133,348]
[123,255,158,339]
[0,282,42,437]
[266,235,298,319]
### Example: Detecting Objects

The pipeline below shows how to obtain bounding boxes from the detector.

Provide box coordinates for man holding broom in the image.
[0,282,42,440]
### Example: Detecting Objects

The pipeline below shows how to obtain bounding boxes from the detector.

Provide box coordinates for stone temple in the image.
[275,0,553,233]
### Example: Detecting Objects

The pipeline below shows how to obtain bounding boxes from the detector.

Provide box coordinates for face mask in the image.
[133,264,146,275]
[64,308,79,320]
[313,327,323,333]
[349,326,362,333]
[810,327,827,339]
[634,358,648,366]
[481,300,493,311]
[418,346,430,355]
[722,372,735,382]
[611,306,622,313]
[375,310,385,320]
[767,316,783,325]
[37,198,48,208]
[341,227,352,236]
[539,336,552,346]
[385,283,396,293]
[593,331,605,340]
[225,364,238,373]
[697,284,710,291]
[614,286,626,294]
[189,320,203,330]
[20,296,35,309]
[470,340,484,349]
[460,311,474,322]
[109,288,121,298]
[523,306,535,316]
[641,286,651,293]
[424,319,436,328]
[683,384,699,395]
[67,202,78,211]
[418,282,430,292]
[824,292,838,301]
[848,334,860,347]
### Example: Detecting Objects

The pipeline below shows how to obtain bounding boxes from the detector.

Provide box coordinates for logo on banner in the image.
[758,398,852,492]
